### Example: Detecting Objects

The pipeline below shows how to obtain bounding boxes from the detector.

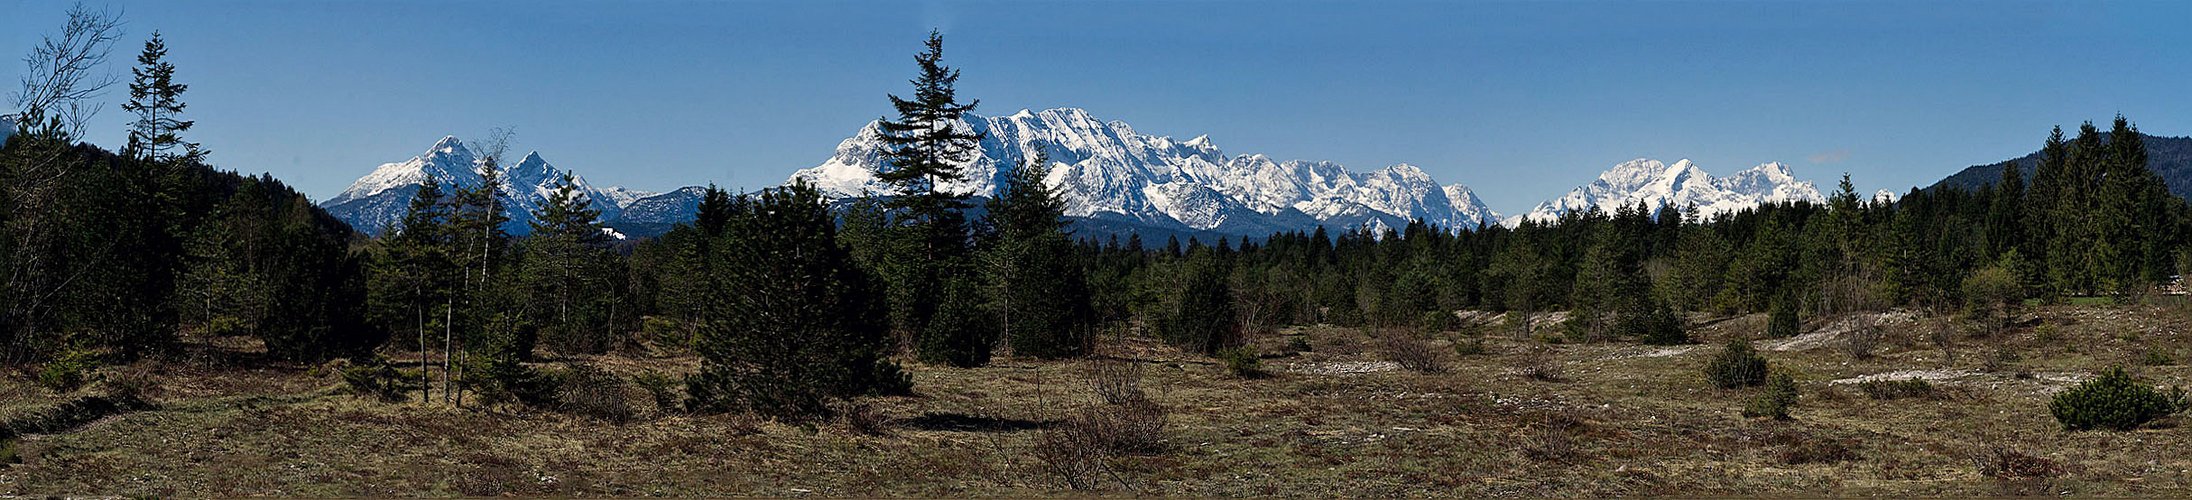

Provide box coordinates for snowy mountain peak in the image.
[1514,158,1826,225]
[429,135,469,157]
[786,107,1502,235]
[323,136,673,236]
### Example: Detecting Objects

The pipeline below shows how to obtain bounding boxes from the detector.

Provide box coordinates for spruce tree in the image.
[121,31,206,164]
[367,177,454,401]
[687,182,907,418]
[871,30,990,367]
[524,173,621,354]
[983,148,1093,358]
[1985,160,2025,260]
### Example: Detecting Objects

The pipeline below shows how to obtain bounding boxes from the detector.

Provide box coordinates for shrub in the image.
[1974,446,2064,479]
[1860,377,1931,399]
[1085,358,1146,405]
[1217,347,1265,379]
[632,370,683,414]
[2048,366,2185,431]
[1285,335,1313,353]
[1035,400,1169,490]
[36,348,99,392]
[1743,372,1799,420]
[1521,411,1585,463]
[1841,318,1884,360]
[2142,349,2175,367]
[1767,297,1800,338]
[1416,310,1459,334]
[341,357,410,402]
[1379,331,1449,373]
[557,363,634,424]
[1704,340,1768,389]
[1453,338,1489,357]
[1855,379,1935,400]
[1962,264,2023,336]
[841,401,888,436]
[1766,428,1858,465]
[1515,346,1564,382]
[1628,300,1689,345]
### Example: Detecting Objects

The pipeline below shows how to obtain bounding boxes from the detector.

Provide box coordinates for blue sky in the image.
[5,0,2190,213]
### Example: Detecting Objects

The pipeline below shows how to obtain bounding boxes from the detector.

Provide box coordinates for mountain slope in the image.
[788,107,1501,235]
[1929,133,2192,199]
[1511,158,1825,224]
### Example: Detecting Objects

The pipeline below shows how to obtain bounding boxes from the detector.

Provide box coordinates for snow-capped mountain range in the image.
[1507,158,1826,225]
[321,136,698,236]
[790,107,1502,235]
[321,107,1835,239]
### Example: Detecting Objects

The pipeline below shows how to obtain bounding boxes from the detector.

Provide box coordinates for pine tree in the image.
[983,148,1093,359]
[121,31,205,164]
[871,30,990,367]
[366,176,455,400]
[686,182,907,418]
[524,173,622,354]
[2026,126,2067,298]
[1985,160,2025,259]
[439,130,520,406]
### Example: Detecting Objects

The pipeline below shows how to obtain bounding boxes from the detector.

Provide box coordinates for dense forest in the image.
[5,8,2188,422]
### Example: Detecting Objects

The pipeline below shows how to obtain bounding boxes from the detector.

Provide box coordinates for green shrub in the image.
[1217,347,1265,379]
[1743,372,1799,420]
[1855,378,1934,400]
[340,357,410,402]
[1767,297,1800,338]
[633,370,684,414]
[1453,338,1488,356]
[1704,340,1768,389]
[1631,301,1690,346]
[2142,349,2175,367]
[36,349,100,392]
[2049,366,2186,431]
[1417,310,1459,334]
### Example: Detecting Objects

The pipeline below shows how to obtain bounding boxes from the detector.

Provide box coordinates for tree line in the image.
[7,9,2186,420]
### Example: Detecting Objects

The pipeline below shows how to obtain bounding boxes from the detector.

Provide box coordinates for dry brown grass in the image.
[2,303,2191,496]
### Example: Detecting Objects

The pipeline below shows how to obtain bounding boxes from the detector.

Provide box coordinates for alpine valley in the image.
[322,107,1833,239]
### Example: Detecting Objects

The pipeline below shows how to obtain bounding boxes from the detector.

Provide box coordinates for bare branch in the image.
[12,2,124,139]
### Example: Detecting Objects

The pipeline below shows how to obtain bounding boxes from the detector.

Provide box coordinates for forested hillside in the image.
[1932,133,2192,199]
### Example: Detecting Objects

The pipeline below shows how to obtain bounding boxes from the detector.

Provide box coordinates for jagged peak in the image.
[428,135,469,155]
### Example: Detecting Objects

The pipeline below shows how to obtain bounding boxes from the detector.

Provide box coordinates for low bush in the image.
[1453,338,1489,357]
[632,370,683,414]
[1743,372,1799,420]
[1855,379,1935,400]
[1974,446,2064,479]
[2048,366,2185,431]
[1521,411,1585,463]
[1841,319,1884,361]
[1765,428,1859,465]
[1416,310,1459,334]
[1035,400,1169,490]
[36,348,99,392]
[341,357,411,402]
[1085,358,1146,405]
[1704,340,1768,389]
[1378,331,1449,373]
[1515,346,1564,382]
[556,363,634,424]
[1217,347,1265,379]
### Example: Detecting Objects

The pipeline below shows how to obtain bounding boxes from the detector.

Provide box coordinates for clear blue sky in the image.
[6,0,2190,213]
